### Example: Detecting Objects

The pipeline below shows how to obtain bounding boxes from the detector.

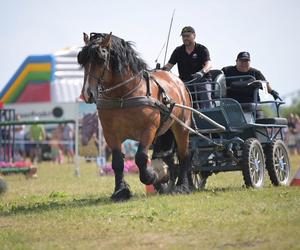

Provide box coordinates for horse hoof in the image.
[152,159,170,184]
[153,183,170,194]
[111,186,132,202]
[139,170,158,185]
[172,185,191,195]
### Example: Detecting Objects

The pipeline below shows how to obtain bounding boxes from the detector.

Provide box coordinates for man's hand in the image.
[191,70,205,80]
[161,63,173,71]
[270,89,280,100]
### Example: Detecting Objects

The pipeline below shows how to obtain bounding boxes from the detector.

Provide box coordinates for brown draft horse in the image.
[78,32,192,201]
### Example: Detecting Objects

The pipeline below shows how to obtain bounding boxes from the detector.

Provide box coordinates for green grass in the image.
[0,156,300,250]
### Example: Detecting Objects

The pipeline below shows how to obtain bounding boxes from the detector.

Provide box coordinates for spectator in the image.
[62,124,74,163]
[29,117,45,163]
[50,132,63,164]
[286,113,297,155]
[14,114,26,161]
[122,139,138,160]
[295,114,300,155]
[52,124,64,164]
[0,123,10,161]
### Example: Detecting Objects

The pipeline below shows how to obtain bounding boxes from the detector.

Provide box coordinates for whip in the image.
[155,9,175,69]
[163,9,176,66]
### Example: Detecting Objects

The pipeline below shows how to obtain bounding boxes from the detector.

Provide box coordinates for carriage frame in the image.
[173,71,291,189]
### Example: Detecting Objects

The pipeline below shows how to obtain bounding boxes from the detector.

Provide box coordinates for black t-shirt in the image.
[222,66,266,103]
[169,43,211,81]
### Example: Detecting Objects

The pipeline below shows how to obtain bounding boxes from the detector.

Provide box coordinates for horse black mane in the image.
[78,33,148,75]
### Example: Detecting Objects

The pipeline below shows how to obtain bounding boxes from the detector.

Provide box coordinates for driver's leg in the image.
[196,78,212,109]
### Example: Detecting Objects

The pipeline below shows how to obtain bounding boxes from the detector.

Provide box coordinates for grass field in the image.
[0,155,300,250]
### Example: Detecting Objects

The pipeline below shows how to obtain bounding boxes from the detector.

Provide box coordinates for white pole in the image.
[74,102,80,176]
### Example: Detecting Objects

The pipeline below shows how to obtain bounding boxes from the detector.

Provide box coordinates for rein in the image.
[99,71,144,95]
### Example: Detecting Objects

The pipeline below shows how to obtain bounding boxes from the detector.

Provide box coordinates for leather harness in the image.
[96,70,176,131]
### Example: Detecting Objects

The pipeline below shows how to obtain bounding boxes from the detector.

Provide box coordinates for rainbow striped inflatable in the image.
[0,55,55,104]
[0,48,83,104]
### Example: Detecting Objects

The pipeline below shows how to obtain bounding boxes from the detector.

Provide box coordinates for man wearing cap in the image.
[222,52,280,103]
[162,26,212,109]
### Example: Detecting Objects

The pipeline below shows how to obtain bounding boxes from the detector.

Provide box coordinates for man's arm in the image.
[257,70,280,99]
[161,63,174,71]
[162,48,178,71]
[191,60,213,79]
[202,60,212,73]
[267,82,280,99]
[266,83,273,93]
[191,45,212,77]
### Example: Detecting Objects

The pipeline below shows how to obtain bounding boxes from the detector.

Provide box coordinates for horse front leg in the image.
[110,148,132,202]
[135,128,158,185]
[135,144,157,185]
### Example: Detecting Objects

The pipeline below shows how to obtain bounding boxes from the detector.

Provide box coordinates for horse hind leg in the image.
[152,153,176,194]
[172,125,191,194]
[111,149,132,202]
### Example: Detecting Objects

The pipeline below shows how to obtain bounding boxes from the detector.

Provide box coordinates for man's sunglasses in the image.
[182,33,192,38]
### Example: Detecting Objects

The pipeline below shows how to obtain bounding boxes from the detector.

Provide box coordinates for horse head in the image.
[81,113,99,145]
[78,32,148,103]
[78,32,112,103]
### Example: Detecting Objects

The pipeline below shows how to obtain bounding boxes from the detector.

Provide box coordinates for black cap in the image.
[237,51,250,60]
[181,26,195,35]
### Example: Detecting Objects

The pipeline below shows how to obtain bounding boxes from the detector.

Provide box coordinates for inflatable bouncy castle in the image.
[0,47,83,105]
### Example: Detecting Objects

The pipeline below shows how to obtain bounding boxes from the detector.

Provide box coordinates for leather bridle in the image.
[83,44,144,102]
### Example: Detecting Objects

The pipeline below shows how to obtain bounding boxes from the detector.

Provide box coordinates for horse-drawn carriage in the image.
[183,72,291,189]
[79,32,290,201]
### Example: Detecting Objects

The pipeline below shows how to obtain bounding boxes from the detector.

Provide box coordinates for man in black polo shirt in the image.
[162,26,212,109]
[222,51,280,103]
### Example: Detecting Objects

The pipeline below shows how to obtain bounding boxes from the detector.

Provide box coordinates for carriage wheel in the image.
[241,138,265,188]
[265,140,291,186]
[190,171,210,190]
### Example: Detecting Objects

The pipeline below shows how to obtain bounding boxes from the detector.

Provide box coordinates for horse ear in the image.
[101,32,112,48]
[83,32,89,45]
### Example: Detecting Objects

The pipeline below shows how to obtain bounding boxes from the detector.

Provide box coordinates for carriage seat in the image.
[239,103,263,122]
[227,79,263,113]
[255,117,288,126]
[209,69,226,98]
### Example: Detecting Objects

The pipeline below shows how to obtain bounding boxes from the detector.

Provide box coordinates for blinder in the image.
[83,37,112,103]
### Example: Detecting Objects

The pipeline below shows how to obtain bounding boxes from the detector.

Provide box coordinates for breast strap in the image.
[96,73,176,136]
[97,94,175,119]
[97,96,158,109]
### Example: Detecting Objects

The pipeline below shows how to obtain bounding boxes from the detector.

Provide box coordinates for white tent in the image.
[52,47,84,103]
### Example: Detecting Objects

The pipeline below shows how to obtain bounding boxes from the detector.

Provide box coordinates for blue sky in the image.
[1,0,300,99]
